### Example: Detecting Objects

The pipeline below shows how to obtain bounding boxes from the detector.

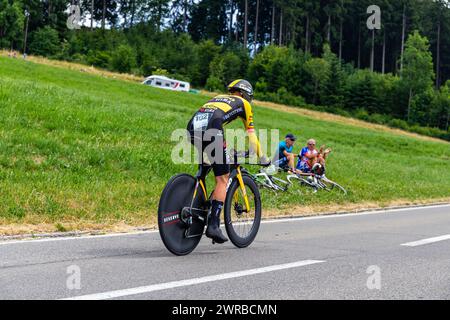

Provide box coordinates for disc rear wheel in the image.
[158,174,207,256]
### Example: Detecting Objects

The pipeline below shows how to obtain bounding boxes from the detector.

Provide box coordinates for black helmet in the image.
[227,79,254,103]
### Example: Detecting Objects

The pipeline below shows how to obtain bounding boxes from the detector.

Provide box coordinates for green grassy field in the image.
[0,56,449,233]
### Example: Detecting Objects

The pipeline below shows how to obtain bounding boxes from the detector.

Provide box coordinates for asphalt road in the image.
[0,204,449,300]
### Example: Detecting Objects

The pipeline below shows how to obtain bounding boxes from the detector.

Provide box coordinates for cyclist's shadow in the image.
[84,245,227,259]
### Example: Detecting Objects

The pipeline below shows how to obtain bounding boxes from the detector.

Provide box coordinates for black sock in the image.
[210,200,224,224]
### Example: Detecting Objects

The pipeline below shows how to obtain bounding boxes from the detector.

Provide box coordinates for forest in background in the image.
[1,0,449,140]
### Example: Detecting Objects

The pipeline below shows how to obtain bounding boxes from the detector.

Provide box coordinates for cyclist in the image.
[187,79,270,244]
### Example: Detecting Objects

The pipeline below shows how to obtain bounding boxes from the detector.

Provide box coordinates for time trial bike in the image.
[158,151,265,256]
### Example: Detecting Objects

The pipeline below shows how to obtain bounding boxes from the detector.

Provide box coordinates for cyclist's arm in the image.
[242,100,263,158]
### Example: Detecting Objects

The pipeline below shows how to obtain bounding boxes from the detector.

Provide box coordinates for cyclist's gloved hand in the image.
[259,156,271,167]
[234,150,250,159]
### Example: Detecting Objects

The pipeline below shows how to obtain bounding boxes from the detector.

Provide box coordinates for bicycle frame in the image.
[187,162,252,223]
[229,165,251,212]
[252,171,290,192]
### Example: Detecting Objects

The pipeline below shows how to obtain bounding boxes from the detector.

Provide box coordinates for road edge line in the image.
[1,202,449,245]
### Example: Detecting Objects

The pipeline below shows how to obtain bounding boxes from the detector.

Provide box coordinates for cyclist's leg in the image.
[204,126,229,243]
[188,129,205,166]
[212,174,229,202]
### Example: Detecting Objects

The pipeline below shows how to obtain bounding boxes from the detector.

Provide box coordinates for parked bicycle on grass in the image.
[253,137,347,195]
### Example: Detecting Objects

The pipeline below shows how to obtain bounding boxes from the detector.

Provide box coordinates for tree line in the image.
[1,0,449,139]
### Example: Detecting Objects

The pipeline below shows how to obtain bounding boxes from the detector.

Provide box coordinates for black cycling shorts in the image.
[187,111,230,177]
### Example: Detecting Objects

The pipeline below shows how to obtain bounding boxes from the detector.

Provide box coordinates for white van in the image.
[142,75,190,92]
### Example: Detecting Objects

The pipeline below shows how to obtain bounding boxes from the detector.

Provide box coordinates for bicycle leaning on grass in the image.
[286,164,348,195]
[250,163,348,195]
[158,150,266,256]
[250,165,291,192]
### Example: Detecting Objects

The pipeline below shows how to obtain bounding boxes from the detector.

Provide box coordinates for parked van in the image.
[142,75,190,92]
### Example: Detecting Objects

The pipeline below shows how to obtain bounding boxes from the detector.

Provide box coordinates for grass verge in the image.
[0,55,449,235]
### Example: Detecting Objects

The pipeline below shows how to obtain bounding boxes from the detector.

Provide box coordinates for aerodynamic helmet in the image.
[227,79,254,103]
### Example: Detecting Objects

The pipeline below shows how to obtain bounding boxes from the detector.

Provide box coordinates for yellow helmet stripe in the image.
[228,79,242,88]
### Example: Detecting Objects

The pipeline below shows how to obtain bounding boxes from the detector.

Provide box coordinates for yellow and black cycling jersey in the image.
[187,94,262,158]
[203,95,255,130]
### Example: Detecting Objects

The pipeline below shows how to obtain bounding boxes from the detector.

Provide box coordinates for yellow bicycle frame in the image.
[192,179,208,202]
[192,166,251,213]
[234,166,251,212]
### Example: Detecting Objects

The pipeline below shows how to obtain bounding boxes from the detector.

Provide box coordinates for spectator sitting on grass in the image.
[273,133,297,173]
[296,139,332,175]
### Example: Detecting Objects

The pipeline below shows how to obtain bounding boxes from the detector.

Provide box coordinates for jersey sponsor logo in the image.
[211,96,243,109]
[223,107,243,121]
[200,106,217,113]
[212,97,234,104]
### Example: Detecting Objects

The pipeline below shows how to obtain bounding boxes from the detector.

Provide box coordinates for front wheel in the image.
[224,174,262,248]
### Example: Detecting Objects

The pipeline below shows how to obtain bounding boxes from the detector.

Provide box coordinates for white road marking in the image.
[401,234,450,247]
[261,204,450,225]
[1,203,449,246]
[61,260,325,300]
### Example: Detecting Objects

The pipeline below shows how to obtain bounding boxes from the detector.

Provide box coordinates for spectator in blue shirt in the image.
[273,133,297,173]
